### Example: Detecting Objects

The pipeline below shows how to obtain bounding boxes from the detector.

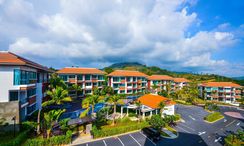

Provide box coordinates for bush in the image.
[92,121,149,138]
[175,100,192,105]
[204,112,224,122]
[1,129,30,146]
[128,113,137,117]
[24,130,72,146]
[175,114,181,121]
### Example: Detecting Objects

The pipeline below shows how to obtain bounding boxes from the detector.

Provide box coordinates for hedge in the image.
[92,121,149,138]
[0,129,30,146]
[225,135,242,146]
[24,130,72,146]
[204,112,224,122]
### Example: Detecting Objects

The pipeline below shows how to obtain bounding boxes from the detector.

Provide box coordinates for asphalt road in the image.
[74,104,244,146]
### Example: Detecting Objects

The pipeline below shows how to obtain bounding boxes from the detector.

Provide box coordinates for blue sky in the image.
[0,0,243,77]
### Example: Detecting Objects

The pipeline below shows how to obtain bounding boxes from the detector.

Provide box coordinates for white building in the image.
[0,51,52,124]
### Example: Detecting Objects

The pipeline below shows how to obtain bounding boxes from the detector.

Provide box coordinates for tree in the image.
[70,84,82,99]
[211,90,218,100]
[101,86,114,96]
[165,83,171,96]
[92,87,101,96]
[49,73,67,89]
[106,94,124,125]
[148,115,165,131]
[163,115,176,126]
[44,109,65,138]
[135,101,142,122]
[151,83,159,93]
[82,95,104,116]
[158,101,166,116]
[158,90,168,97]
[104,67,114,74]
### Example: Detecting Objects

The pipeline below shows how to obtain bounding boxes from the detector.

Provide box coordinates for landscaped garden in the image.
[204,112,224,123]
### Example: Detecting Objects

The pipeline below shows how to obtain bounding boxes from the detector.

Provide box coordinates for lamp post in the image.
[12,116,16,137]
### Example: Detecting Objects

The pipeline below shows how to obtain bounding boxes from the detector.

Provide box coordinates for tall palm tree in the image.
[165,83,171,96]
[82,95,103,116]
[37,86,72,134]
[44,109,65,138]
[158,101,166,117]
[70,84,82,99]
[106,94,124,125]
[152,83,159,93]
[49,73,67,89]
[135,101,142,122]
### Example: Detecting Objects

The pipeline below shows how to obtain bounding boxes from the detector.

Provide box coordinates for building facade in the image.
[172,78,190,90]
[0,51,52,124]
[147,75,173,93]
[108,70,147,94]
[198,82,242,103]
[57,67,106,95]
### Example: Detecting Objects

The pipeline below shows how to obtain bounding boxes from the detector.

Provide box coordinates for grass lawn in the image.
[204,112,224,123]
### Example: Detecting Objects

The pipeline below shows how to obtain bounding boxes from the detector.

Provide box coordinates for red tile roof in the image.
[138,94,176,109]
[201,82,241,88]
[173,78,190,83]
[108,70,147,77]
[57,67,105,75]
[147,75,173,80]
[0,51,52,72]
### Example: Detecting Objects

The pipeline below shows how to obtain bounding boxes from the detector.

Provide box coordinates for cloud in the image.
[0,0,242,76]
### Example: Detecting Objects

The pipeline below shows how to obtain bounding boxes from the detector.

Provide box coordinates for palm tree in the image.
[165,83,171,96]
[135,101,142,122]
[158,101,166,117]
[92,87,101,96]
[70,84,82,99]
[44,109,65,138]
[82,95,103,116]
[49,73,67,89]
[37,86,72,134]
[106,94,124,125]
[152,83,159,94]
[211,90,218,100]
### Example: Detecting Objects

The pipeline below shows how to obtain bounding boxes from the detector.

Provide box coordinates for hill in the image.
[232,76,244,80]
[103,62,244,86]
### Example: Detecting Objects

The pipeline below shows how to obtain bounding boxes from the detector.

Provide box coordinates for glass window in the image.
[14,69,21,85]
[113,77,119,82]
[69,75,75,79]
[86,82,92,86]
[77,75,83,80]
[9,91,19,101]
[60,75,68,81]
[98,75,104,80]
[85,75,91,80]
[27,88,36,97]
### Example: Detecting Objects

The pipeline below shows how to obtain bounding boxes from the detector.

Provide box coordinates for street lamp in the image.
[12,116,16,137]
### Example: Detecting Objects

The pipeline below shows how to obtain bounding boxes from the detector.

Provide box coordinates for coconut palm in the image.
[44,109,65,138]
[70,84,82,99]
[49,73,67,89]
[82,95,103,116]
[152,83,159,93]
[158,101,166,116]
[106,94,124,125]
[135,101,142,122]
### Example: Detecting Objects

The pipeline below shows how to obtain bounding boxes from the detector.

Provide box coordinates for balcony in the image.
[69,78,76,83]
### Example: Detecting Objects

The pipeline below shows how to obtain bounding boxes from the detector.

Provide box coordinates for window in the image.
[69,75,75,79]
[113,77,119,82]
[98,75,104,80]
[27,88,36,97]
[120,83,125,87]
[85,75,91,80]
[86,82,92,86]
[27,104,36,115]
[9,91,19,101]
[77,75,83,80]
[13,69,37,85]
[60,75,68,81]
[127,83,132,87]
[85,90,92,94]
[93,83,97,86]
[92,75,97,79]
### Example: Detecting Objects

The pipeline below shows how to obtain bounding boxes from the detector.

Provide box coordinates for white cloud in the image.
[0,0,242,76]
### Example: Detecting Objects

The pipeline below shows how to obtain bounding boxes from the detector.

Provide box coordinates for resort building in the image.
[172,78,190,90]
[108,70,147,94]
[57,67,106,95]
[198,82,242,103]
[147,75,173,93]
[0,51,52,124]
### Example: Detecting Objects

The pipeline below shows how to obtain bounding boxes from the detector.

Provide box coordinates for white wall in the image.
[162,105,175,115]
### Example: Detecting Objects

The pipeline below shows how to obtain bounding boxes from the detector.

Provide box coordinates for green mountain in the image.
[103,62,244,86]
[232,76,244,80]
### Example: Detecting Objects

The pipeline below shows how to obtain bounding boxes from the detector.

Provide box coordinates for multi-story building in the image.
[0,51,52,124]
[198,82,242,103]
[147,75,173,93]
[172,78,190,90]
[108,70,147,94]
[57,67,106,95]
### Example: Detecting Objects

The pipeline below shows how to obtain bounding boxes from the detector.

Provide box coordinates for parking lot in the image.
[74,105,244,146]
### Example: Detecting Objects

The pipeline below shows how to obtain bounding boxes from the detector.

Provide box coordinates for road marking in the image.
[140,132,156,146]
[189,115,196,120]
[176,125,191,133]
[225,120,236,127]
[86,144,88,146]
[236,122,240,126]
[214,137,221,143]
[129,134,141,146]
[178,123,196,131]
[198,131,206,136]
[103,140,107,146]
[224,119,227,122]
[117,137,125,146]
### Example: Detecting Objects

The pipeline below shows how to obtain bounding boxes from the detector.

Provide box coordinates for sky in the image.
[0,0,243,77]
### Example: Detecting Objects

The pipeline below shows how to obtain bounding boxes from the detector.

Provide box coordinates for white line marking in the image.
[117,137,125,146]
[224,119,227,122]
[86,144,88,146]
[103,140,107,146]
[129,134,141,146]
[176,125,191,133]
[140,132,156,146]
[214,137,221,143]
[198,131,206,136]
[189,115,196,120]
[178,123,196,131]
[237,122,240,126]
[225,120,236,127]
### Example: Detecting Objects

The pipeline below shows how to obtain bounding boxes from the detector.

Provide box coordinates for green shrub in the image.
[1,129,30,146]
[92,121,149,138]
[24,130,72,146]
[128,113,137,117]
[204,112,224,122]
[174,114,181,121]
[175,100,192,105]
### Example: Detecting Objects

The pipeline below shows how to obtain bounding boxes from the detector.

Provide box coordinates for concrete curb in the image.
[204,116,224,124]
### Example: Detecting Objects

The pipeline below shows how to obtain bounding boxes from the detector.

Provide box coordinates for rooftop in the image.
[0,51,52,72]
[173,78,190,83]
[201,82,241,88]
[147,75,173,80]
[57,67,106,75]
[108,70,147,77]
[137,94,176,109]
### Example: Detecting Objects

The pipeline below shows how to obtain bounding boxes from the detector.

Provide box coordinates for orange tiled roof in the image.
[201,82,241,88]
[0,51,52,72]
[108,70,147,77]
[173,78,190,83]
[138,94,176,109]
[57,67,105,75]
[147,75,173,80]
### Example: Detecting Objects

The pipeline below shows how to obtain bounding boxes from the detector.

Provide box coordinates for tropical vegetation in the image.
[204,112,224,123]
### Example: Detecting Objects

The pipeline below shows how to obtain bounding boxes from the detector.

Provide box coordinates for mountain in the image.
[104,62,244,86]
[232,76,244,80]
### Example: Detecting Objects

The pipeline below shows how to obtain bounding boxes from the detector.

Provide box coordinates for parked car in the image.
[142,127,161,142]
